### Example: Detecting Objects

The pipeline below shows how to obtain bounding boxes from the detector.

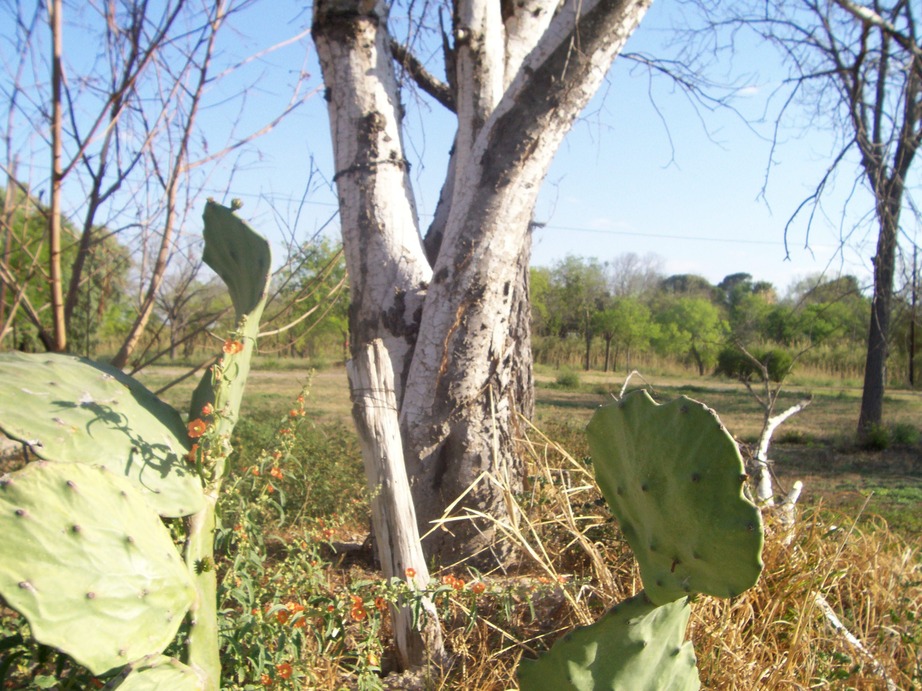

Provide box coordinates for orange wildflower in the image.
[471,581,486,595]
[404,567,416,579]
[269,467,283,480]
[267,484,275,494]
[350,604,367,622]
[251,466,260,476]
[201,402,214,416]
[187,419,207,438]
[260,673,271,686]
[276,608,289,625]
[276,663,293,680]
[374,596,388,612]
[223,339,243,354]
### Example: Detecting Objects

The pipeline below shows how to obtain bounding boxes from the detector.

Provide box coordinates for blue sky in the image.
[198,1,902,297]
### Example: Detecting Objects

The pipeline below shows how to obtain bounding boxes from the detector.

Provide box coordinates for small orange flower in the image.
[471,581,486,595]
[267,484,275,494]
[297,394,305,404]
[404,567,416,579]
[269,467,283,480]
[453,577,465,590]
[276,608,289,624]
[276,662,293,680]
[351,605,367,622]
[272,451,282,460]
[374,596,388,612]
[187,418,207,438]
[293,617,306,628]
[201,402,214,416]
[289,409,300,418]
[260,673,271,686]
[287,601,305,613]
[223,339,243,354]
[186,444,199,464]
[251,466,260,476]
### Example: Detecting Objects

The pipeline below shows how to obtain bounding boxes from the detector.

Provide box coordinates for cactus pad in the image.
[188,201,271,430]
[587,390,763,605]
[517,591,699,690]
[201,200,271,320]
[111,655,205,690]
[0,462,195,674]
[0,352,203,517]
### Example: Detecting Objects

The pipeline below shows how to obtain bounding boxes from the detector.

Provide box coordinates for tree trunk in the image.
[347,340,444,668]
[857,208,899,439]
[314,0,652,566]
[48,0,66,353]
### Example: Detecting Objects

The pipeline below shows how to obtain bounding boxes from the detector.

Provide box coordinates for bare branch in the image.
[390,39,456,112]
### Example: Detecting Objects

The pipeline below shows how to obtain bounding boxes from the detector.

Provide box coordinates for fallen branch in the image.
[812,592,898,691]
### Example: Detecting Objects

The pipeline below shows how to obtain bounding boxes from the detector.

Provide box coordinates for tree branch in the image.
[390,39,456,112]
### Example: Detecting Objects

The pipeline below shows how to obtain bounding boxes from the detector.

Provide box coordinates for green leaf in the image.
[0,353,203,517]
[0,463,195,675]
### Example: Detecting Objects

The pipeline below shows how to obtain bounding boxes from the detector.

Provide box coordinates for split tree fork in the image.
[313,0,652,566]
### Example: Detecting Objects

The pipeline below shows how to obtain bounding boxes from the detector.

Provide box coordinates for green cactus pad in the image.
[587,390,763,605]
[0,352,203,517]
[0,462,195,675]
[189,201,271,430]
[517,591,699,690]
[201,200,271,320]
[111,655,205,690]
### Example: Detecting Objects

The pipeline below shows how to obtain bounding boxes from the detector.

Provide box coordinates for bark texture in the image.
[347,340,444,668]
[314,0,651,567]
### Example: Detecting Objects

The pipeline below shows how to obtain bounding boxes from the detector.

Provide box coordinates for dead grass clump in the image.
[693,508,921,689]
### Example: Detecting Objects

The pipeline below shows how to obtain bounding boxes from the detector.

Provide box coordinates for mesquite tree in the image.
[312,0,651,565]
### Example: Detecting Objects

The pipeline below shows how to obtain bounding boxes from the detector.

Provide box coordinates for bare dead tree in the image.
[686,0,921,440]
[0,1,309,362]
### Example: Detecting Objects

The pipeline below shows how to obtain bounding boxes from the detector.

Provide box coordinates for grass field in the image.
[114,362,922,688]
[139,359,922,538]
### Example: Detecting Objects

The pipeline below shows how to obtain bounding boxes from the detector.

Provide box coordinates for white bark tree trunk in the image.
[314,0,652,567]
[347,340,444,668]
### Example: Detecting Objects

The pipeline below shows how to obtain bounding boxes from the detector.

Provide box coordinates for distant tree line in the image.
[529,252,919,385]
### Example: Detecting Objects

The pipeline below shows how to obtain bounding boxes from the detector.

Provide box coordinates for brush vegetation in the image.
[1,363,919,689]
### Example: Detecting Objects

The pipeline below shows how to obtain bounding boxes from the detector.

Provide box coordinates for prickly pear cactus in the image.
[109,655,205,690]
[587,389,764,605]
[182,200,272,689]
[0,462,194,675]
[188,199,271,433]
[517,592,699,691]
[0,352,203,518]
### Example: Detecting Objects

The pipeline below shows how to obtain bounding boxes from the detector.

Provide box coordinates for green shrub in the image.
[555,370,581,388]
[889,423,919,446]
[859,423,891,451]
